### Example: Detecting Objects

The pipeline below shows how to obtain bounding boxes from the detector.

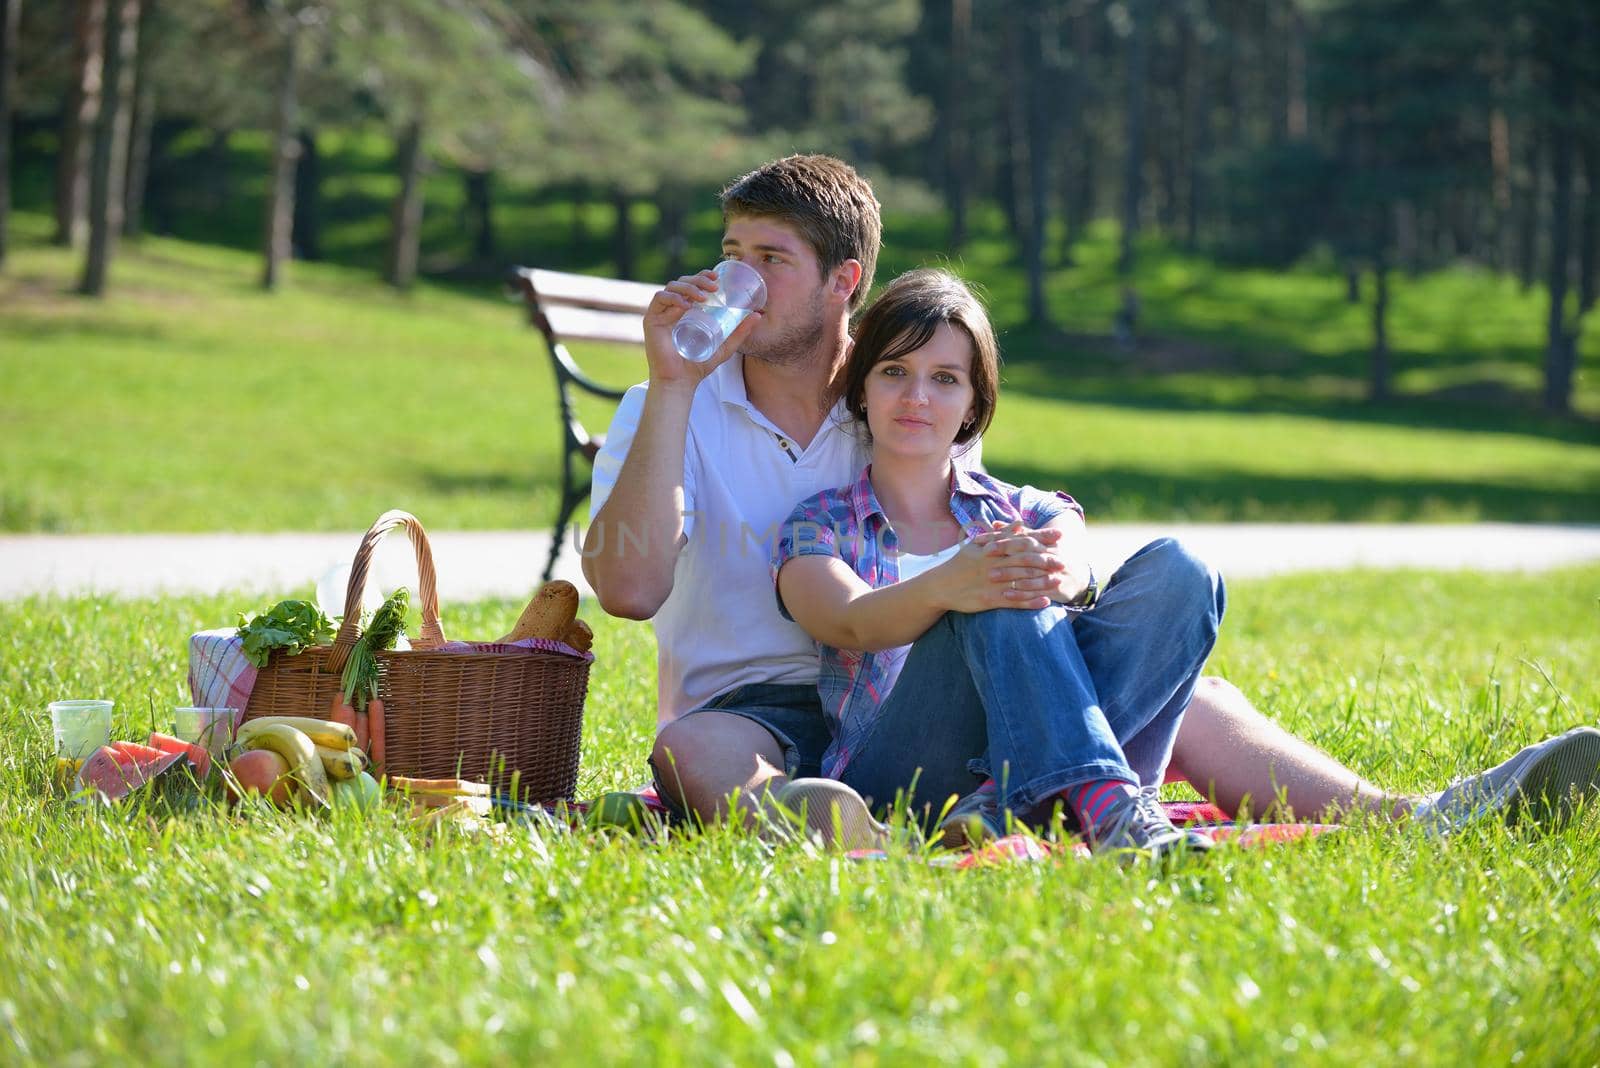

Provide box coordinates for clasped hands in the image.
[937,520,1090,613]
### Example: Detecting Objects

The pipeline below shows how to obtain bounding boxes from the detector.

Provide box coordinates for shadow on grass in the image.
[986,459,1600,524]
[998,334,1600,448]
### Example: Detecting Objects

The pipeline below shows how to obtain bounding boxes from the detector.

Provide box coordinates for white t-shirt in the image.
[590,357,866,725]
[590,355,982,726]
[892,543,963,583]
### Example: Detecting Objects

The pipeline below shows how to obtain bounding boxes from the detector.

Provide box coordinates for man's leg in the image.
[649,687,882,846]
[1169,676,1411,821]
[651,712,791,828]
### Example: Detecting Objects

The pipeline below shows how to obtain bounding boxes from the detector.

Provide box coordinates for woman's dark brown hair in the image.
[840,268,1000,447]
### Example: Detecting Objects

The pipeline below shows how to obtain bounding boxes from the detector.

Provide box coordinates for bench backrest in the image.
[511,267,656,349]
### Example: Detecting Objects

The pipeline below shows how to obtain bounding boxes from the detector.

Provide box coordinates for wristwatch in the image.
[1065,566,1099,610]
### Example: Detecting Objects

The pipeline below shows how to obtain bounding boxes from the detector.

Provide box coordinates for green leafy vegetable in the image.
[341,587,409,707]
[236,599,336,668]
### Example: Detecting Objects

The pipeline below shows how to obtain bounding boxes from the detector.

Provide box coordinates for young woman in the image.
[772,269,1224,857]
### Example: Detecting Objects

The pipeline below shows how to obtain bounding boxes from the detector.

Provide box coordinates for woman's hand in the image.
[974,520,1092,604]
[642,269,762,390]
[927,533,1053,613]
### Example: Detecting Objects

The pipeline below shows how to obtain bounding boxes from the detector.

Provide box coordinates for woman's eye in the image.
[935,373,958,384]
[880,365,904,376]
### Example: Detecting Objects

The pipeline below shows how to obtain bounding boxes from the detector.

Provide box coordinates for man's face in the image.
[720,216,849,367]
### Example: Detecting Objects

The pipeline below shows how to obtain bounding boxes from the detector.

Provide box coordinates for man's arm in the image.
[581,269,761,620]
[581,384,696,619]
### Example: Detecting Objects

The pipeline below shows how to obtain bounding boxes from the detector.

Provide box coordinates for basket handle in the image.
[326,510,447,672]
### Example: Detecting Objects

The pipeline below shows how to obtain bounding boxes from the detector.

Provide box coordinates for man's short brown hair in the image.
[720,154,882,311]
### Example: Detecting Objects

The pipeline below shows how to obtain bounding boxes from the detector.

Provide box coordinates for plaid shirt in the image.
[771,463,1082,779]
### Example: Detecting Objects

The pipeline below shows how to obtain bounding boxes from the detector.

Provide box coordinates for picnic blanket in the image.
[562,789,1340,863]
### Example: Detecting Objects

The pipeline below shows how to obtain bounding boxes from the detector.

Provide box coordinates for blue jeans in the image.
[838,538,1225,824]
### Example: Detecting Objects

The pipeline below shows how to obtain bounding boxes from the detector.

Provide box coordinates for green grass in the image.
[2,565,1599,1063]
[3,201,1599,531]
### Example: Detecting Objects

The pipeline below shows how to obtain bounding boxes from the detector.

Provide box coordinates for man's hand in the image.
[644,269,762,390]
[973,520,1092,604]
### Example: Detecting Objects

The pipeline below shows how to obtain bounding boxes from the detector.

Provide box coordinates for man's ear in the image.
[828,259,864,305]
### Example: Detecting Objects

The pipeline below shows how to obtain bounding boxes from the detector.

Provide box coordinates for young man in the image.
[582,154,1600,844]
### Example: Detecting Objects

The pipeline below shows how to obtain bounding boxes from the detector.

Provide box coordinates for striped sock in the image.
[1065,779,1139,835]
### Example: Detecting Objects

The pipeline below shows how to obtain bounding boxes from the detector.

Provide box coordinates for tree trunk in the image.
[1285,6,1308,141]
[1063,3,1097,260]
[1183,3,1208,250]
[1369,253,1390,402]
[464,169,495,262]
[1489,105,1512,271]
[1117,0,1149,277]
[261,16,301,291]
[121,6,153,239]
[1517,128,1542,292]
[0,0,18,268]
[78,0,138,297]
[570,183,588,257]
[945,0,970,250]
[1541,45,1576,415]
[611,190,635,280]
[1345,265,1360,304]
[55,0,105,248]
[1006,4,1049,324]
[292,128,321,260]
[1156,14,1182,236]
[658,191,687,279]
[1579,137,1597,317]
[384,117,425,290]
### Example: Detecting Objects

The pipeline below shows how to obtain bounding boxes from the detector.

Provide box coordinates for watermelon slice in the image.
[146,732,212,780]
[74,740,192,802]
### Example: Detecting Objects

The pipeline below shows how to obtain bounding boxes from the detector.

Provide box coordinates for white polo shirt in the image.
[590,356,870,725]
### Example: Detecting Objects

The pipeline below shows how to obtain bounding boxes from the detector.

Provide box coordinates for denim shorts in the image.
[648,683,831,818]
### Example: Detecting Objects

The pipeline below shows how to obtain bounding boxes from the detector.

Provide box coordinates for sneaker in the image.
[1413,726,1600,834]
[768,778,890,851]
[935,785,1005,850]
[1087,786,1214,860]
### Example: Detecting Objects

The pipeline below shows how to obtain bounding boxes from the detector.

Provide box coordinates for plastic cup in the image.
[173,706,238,755]
[49,700,114,761]
[673,259,767,363]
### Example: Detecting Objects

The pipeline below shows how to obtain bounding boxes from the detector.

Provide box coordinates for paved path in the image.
[3,524,1596,603]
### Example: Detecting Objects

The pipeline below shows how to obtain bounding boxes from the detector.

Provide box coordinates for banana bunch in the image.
[234,716,371,807]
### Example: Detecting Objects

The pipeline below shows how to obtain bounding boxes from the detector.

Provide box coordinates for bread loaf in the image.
[561,618,593,653]
[501,580,579,642]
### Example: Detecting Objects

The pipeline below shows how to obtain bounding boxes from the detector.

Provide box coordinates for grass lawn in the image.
[2,565,1598,1063]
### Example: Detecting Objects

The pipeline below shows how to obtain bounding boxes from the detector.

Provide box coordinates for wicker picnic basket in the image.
[241,510,591,802]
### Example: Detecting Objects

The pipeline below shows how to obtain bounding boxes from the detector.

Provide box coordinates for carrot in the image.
[329,693,358,730]
[367,697,385,773]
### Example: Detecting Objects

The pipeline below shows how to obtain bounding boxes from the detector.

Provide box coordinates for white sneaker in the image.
[768,778,890,851]
[1413,726,1600,833]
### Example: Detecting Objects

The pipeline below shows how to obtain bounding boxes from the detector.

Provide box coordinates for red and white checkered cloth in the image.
[186,629,258,730]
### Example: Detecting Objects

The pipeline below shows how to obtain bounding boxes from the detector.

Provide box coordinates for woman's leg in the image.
[835,618,990,825]
[842,608,1141,823]
[1071,538,1226,786]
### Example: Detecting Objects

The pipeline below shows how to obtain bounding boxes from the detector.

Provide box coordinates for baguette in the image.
[389,776,491,797]
[561,618,593,653]
[501,580,579,642]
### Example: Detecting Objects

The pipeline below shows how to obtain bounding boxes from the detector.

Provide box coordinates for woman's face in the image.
[861,322,977,459]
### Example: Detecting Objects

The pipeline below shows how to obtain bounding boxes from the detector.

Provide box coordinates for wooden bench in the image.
[509,267,660,582]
